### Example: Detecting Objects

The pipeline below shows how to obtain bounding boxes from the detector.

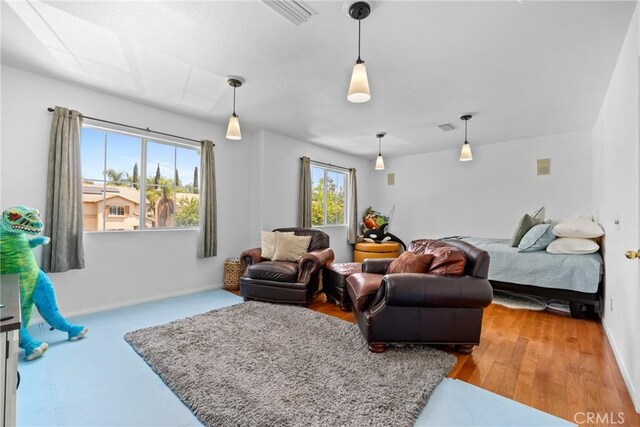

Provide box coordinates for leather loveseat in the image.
[240,228,335,306]
[347,239,493,354]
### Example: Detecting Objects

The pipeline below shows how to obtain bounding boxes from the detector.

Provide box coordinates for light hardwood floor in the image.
[308,294,639,426]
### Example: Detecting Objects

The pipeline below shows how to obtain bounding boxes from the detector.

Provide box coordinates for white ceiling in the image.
[1,1,636,157]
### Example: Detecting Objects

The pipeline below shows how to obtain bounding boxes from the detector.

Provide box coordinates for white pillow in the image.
[273,234,312,262]
[546,238,599,255]
[260,231,294,260]
[553,217,604,238]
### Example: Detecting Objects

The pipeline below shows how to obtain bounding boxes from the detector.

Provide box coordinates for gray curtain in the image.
[197,140,217,258]
[348,168,358,244]
[42,106,85,272]
[298,156,312,228]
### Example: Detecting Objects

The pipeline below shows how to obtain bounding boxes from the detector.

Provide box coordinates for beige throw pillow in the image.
[546,238,600,254]
[260,231,294,260]
[273,234,312,262]
[553,217,604,238]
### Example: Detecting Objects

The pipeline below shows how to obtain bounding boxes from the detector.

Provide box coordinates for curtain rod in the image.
[46,107,213,146]
[302,157,351,171]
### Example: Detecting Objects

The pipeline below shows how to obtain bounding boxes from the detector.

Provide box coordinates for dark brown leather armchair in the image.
[347,239,493,354]
[240,228,335,306]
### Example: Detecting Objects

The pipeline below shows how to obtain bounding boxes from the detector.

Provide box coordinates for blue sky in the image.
[311,166,345,192]
[81,127,200,186]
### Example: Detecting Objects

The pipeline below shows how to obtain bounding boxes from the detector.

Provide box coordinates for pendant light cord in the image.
[464,119,467,143]
[232,87,236,116]
[358,18,362,61]
[378,135,381,155]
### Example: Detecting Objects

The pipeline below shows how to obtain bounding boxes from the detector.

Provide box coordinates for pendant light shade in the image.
[225,77,244,141]
[375,132,386,170]
[226,114,241,140]
[460,142,472,161]
[459,115,473,162]
[348,61,371,103]
[347,2,371,103]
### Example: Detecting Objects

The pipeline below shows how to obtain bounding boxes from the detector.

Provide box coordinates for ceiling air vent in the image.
[262,0,318,26]
[437,123,456,132]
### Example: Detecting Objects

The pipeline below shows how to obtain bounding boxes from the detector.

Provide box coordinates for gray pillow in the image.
[532,207,545,222]
[511,214,543,247]
[518,223,556,252]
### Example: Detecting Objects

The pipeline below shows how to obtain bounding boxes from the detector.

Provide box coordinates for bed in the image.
[458,237,604,318]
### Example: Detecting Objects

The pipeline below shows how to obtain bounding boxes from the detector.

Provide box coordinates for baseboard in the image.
[29,284,224,325]
[602,319,639,413]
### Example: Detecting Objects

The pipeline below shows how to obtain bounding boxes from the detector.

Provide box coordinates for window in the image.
[81,125,201,232]
[311,164,348,227]
[108,206,125,217]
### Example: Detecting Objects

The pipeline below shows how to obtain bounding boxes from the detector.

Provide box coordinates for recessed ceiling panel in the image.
[134,42,190,89]
[48,48,86,76]
[184,66,226,103]
[181,92,218,111]
[4,1,65,51]
[29,0,129,70]
[142,78,184,103]
[78,58,136,91]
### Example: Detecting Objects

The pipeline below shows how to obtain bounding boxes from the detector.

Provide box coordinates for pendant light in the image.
[375,132,386,170]
[226,77,244,140]
[347,2,371,103]
[459,115,473,161]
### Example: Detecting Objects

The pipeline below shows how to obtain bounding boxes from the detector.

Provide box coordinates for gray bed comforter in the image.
[461,237,603,294]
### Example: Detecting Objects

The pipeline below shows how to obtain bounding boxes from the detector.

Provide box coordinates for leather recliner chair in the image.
[240,228,335,306]
[347,239,493,354]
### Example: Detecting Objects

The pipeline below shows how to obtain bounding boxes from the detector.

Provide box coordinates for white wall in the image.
[373,130,593,243]
[1,65,255,317]
[592,4,640,411]
[252,130,375,262]
[1,66,376,318]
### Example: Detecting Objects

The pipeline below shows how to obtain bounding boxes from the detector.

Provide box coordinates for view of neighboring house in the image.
[82,184,153,231]
[82,184,200,231]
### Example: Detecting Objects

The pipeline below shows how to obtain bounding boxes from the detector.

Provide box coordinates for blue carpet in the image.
[417,379,573,426]
[18,289,572,426]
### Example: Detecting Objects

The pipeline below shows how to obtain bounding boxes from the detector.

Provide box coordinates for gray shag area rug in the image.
[125,301,456,427]
[492,290,547,311]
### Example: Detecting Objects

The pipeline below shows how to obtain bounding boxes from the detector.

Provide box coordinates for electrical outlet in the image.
[609,298,613,312]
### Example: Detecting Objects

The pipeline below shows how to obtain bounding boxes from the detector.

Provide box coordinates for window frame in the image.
[310,162,350,228]
[81,124,201,233]
[107,206,126,217]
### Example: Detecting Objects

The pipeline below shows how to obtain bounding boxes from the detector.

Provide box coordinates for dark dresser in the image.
[1,274,21,427]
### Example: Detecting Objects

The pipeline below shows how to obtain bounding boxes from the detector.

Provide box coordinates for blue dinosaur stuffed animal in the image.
[0,206,88,360]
